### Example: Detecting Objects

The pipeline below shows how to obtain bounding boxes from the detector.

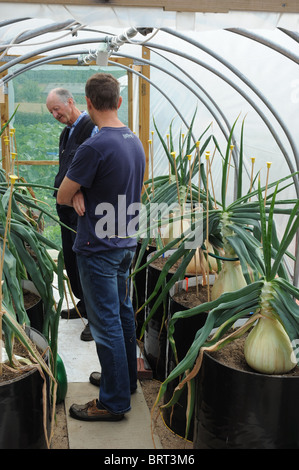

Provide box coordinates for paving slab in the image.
[51,255,162,450]
[65,382,162,449]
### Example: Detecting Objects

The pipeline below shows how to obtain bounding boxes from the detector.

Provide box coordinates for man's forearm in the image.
[57,176,81,206]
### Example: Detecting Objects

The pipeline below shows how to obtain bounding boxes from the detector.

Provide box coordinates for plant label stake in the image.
[249,156,255,201]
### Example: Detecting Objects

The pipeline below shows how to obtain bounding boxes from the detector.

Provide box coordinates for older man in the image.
[46,88,98,341]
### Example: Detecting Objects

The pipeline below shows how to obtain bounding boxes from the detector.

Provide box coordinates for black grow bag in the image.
[144,255,202,381]
[194,351,299,449]
[0,327,50,449]
[143,251,178,381]
[132,240,156,338]
[163,279,209,441]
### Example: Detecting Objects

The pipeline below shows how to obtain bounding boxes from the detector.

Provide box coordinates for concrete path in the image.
[51,253,162,450]
[65,382,161,449]
[58,318,161,449]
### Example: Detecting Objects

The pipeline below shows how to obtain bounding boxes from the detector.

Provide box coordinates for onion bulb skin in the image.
[244,314,296,374]
[186,242,218,275]
[161,217,190,248]
[211,260,246,301]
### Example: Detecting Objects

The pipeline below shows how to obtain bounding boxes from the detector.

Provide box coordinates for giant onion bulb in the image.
[211,260,247,300]
[161,214,190,247]
[244,315,296,374]
[186,241,218,275]
[244,282,296,374]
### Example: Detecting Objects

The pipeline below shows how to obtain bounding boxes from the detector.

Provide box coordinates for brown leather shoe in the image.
[69,399,124,421]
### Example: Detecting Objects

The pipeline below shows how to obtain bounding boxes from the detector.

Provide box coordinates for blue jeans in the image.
[77,248,137,415]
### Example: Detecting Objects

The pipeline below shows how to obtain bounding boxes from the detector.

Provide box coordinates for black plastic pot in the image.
[22,283,67,403]
[144,254,203,381]
[163,278,210,441]
[132,240,156,338]
[143,251,177,381]
[194,350,299,449]
[22,280,44,333]
[0,327,50,449]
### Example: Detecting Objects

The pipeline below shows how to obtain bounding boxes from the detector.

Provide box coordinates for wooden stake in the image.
[3,136,10,175]
[264,161,272,206]
[210,144,217,166]
[11,128,19,177]
[167,133,171,183]
[181,132,185,156]
[185,154,193,206]
[225,144,234,196]
[196,141,200,208]
[193,142,201,294]
[171,151,183,233]
[148,139,154,198]
[249,157,255,201]
[208,153,217,209]
[190,141,200,183]
[142,183,151,203]
[151,130,154,196]
[11,152,17,175]
[195,247,199,296]
[205,152,210,302]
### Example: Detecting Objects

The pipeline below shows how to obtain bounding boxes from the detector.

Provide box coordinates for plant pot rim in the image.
[0,326,48,387]
[147,249,177,262]
[170,276,216,297]
[204,349,299,380]
[0,366,40,387]
[21,279,40,297]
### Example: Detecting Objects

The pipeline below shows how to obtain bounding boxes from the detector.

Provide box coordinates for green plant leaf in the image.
[221,115,239,209]
[237,116,246,199]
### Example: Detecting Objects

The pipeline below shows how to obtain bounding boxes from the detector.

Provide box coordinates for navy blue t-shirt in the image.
[66,126,145,255]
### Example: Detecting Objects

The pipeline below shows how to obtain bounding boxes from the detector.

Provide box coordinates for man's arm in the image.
[57,176,85,216]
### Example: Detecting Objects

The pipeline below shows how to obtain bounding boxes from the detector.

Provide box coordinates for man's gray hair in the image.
[53,88,75,105]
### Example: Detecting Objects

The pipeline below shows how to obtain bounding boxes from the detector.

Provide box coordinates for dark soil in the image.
[172,284,212,308]
[0,335,47,383]
[150,255,184,274]
[23,289,40,309]
[209,331,299,376]
[1,289,44,383]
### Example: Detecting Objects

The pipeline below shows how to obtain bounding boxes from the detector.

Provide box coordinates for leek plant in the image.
[155,181,299,437]
[0,115,68,447]
[0,118,65,387]
[0,171,65,447]
[0,172,65,380]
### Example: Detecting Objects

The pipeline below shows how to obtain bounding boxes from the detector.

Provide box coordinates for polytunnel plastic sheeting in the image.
[0,5,298,32]
[144,29,299,191]
[0,28,297,182]
[142,28,298,275]
[1,26,297,191]
[0,7,298,279]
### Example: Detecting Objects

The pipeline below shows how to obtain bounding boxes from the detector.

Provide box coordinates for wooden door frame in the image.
[0,53,151,175]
